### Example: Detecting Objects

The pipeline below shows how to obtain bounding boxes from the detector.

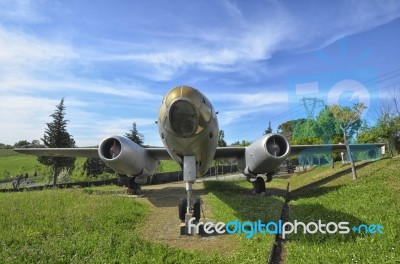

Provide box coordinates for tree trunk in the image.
[52,165,57,187]
[342,127,357,180]
[52,161,60,187]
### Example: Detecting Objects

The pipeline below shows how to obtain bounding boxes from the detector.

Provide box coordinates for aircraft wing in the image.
[211,143,385,160]
[214,147,245,159]
[14,148,99,158]
[14,147,173,160]
[290,143,385,155]
[146,148,173,160]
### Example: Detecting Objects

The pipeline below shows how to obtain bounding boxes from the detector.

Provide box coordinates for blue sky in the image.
[1,0,400,147]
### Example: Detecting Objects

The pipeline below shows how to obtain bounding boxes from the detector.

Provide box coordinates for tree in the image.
[314,106,342,144]
[330,103,367,180]
[38,98,76,187]
[218,130,227,147]
[125,122,144,146]
[291,119,321,145]
[83,157,113,177]
[231,140,251,147]
[277,119,307,142]
[264,122,273,135]
[0,143,12,149]
[14,140,31,148]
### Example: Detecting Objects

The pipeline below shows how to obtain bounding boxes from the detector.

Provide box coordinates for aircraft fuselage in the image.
[157,86,219,175]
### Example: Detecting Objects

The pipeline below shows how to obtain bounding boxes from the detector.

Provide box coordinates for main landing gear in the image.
[252,171,276,194]
[127,177,140,195]
[253,176,266,194]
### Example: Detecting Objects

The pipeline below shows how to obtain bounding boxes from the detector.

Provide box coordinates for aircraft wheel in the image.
[192,198,201,221]
[266,172,273,182]
[178,197,187,222]
[127,177,138,195]
[254,176,266,194]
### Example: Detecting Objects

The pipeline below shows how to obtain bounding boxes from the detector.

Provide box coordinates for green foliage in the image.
[264,121,273,135]
[230,140,252,147]
[277,119,307,141]
[13,140,31,148]
[125,122,144,146]
[57,168,72,183]
[217,130,227,147]
[286,104,365,146]
[314,106,342,143]
[83,158,113,177]
[0,143,13,149]
[38,98,76,186]
[329,103,366,139]
[292,119,321,145]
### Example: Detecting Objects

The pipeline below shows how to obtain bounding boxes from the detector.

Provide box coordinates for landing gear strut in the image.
[127,177,139,195]
[253,176,266,194]
[178,156,200,222]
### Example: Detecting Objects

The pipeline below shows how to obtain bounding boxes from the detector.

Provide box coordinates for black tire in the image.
[254,176,266,194]
[127,177,138,195]
[178,197,187,222]
[192,198,201,221]
[266,172,273,182]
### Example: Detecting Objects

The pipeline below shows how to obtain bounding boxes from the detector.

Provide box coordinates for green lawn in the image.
[0,189,228,263]
[285,158,400,263]
[0,149,181,182]
[1,155,398,263]
[0,149,42,178]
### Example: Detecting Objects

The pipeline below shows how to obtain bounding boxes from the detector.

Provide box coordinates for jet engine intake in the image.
[98,136,157,177]
[244,133,290,175]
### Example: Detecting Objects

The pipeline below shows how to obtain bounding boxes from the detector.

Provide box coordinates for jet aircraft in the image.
[15,86,384,222]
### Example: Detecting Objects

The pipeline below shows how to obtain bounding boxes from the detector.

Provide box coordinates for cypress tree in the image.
[38,98,76,186]
[125,122,144,146]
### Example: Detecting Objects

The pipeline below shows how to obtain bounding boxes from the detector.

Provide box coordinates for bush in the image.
[57,168,71,183]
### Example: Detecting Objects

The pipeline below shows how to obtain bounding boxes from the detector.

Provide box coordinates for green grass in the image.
[158,160,181,172]
[1,156,398,263]
[0,188,231,263]
[203,180,285,263]
[0,149,181,181]
[285,158,400,263]
[0,149,42,178]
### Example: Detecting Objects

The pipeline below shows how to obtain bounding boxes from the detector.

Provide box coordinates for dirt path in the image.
[136,181,240,254]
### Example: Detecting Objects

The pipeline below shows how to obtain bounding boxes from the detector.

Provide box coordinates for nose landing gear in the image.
[178,197,201,222]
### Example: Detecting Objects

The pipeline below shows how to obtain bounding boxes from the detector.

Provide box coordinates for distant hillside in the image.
[0,149,42,179]
[0,149,180,180]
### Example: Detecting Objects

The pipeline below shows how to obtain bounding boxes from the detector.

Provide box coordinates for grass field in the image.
[285,158,400,263]
[0,149,43,178]
[0,157,398,263]
[0,189,225,263]
[0,149,181,182]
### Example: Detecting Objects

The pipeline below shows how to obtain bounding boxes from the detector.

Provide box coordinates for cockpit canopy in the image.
[159,86,214,138]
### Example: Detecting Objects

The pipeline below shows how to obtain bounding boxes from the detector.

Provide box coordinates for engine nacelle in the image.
[244,133,290,176]
[98,135,157,177]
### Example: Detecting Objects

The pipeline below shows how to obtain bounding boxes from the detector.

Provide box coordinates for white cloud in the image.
[209,90,289,125]
[0,26,77,67]
[0,0,48,23]
[0,95,60,144]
